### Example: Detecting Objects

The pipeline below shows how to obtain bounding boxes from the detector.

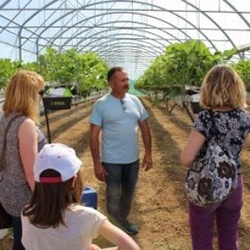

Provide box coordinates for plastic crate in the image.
[42,97,72,110]
[81,186,98,209]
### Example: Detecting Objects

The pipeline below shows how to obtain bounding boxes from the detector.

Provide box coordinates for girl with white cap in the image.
[21,143,140,250]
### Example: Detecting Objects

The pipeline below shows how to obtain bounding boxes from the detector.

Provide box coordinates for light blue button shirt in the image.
[89,93,149,164]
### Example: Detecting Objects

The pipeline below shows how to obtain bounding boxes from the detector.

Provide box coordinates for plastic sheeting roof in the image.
[1,0,250,78]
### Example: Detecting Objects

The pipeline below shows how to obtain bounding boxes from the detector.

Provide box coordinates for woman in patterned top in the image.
[180,64,250,250]
[0,70,47,250]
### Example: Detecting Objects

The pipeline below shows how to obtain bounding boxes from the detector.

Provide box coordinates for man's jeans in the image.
[102,161,139,224]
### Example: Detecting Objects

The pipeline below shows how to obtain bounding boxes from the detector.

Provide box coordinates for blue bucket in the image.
[81,186,98,209]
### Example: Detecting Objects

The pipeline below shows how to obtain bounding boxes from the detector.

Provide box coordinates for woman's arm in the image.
[99,219,140,250]
[180,129,206,168]
[18,119,38,190]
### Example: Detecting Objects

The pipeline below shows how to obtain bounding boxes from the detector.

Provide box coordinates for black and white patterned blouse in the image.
[194,109,250,173]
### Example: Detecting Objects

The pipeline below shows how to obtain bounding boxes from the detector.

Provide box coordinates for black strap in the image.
[0,114,23,171]
[209,109,218,136]
[208,109,231,154]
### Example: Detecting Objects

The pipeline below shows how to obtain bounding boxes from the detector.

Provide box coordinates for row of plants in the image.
[134,40,250,99]
[1,40,250,100]
[0,48,109,97]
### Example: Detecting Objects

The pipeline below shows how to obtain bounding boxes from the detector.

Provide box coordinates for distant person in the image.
[180,64,250,250]
[0,70,47,250]
[89,66,153,235]
[21,143,140,250]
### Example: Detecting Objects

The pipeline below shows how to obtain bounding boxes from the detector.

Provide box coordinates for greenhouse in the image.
[1,0,250,82]
[1,1,250,250]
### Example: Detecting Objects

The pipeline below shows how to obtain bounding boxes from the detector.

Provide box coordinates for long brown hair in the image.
[22,168,83,228]
[3,70,45,123]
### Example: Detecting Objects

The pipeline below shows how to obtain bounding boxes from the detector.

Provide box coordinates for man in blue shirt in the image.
[89,66,153,235]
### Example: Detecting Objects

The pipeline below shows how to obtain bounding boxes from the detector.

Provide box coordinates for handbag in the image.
[0,203,12,229]
[185,110,238,207]
[0,114,23,229]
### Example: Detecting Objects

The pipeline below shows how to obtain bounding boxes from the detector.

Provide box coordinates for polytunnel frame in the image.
[56,21,180,52]
[13,0,217,60]
[77,33,166,53]
[1,0,250,64]
[100,51,154,66]
[30,8,195,60]
[87,41,161,58]
[99,48,155,60]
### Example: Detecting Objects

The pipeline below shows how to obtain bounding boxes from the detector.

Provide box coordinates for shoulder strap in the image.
[0,114,24,170]
[209,110,217,135]
[3,114,24,150]
[208,110,232,154]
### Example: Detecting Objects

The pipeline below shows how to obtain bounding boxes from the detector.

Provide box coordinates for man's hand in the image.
[94,163,107,182]
[141,153,153,171]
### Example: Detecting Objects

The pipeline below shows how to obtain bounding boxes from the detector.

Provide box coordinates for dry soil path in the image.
[1,97,250,250]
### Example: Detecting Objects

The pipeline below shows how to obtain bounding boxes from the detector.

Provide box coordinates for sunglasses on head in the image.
[38,89,45,96]
[120,99,126,111]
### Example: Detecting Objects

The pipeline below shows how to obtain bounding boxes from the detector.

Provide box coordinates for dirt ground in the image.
[1,97,250,250]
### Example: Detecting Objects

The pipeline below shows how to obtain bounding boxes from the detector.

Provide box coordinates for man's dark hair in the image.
[107,66,124,82]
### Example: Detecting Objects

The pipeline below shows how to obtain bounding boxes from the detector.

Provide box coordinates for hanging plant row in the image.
[134,40,250,97]
[0,41,250,97]
[0,47,109,97]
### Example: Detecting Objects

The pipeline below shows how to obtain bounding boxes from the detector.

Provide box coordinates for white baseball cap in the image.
[35,143,82,183]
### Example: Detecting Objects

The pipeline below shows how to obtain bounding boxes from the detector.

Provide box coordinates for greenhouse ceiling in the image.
[1,0,250,79]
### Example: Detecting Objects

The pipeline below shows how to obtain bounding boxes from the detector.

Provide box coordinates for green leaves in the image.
[232,60,250,91]
[0,59,19,89]
[135,40,237,97]
[37,48,108,94]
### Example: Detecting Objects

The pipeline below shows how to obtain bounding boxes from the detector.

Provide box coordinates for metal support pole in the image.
[44,106,51,143]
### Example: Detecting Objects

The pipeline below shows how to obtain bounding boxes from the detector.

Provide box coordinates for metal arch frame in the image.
[93,44,161,58]
[16,0,103,52]
[1,0,33,35]
[13,0,66,59]
[17,0,70,59]
[101,52,154,64]
[0,0,11,9]
[100,58,153,68]
[100,50,155,61]
[223,0,250,59]
[33,11,191,62]
[223,0,250,29]
[35,0,217,51]
[18,0,213,60]
[92,48,157,69]
[33,11,192,66]
[56,20,181,50]
[49,20,180,42]
[180,0,236,49]
[6,0,213,62]
[34,10,192,49]
[1,0,250,61]
[102,58,151,71]
[66,30,168,54]
[100,48,156,57]
[0,10,47,49]
[78,38,165,57]
[83,40,163,58]
[74,33,166,53]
